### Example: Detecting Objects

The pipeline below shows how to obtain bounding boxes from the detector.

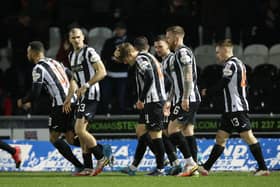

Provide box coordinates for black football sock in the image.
[152,138,165,170]
[82,153,93,169]
[185,136,198,162]
[249,142,267,170]
[163,134,178,164]
[0,140,15,155]
[90,145,104,160]
[169,132,192,159]
[53,139,83,168]
[203,144,224,171]
[132,133,148,167]
[145,132,157,155]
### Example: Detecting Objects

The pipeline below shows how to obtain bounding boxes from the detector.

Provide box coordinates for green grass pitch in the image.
[0,171,279,187]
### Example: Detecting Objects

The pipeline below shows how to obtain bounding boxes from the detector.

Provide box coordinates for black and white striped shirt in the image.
[161,52,174,100]
[135,52,167,104]
[172,46,201,104]
[32,58,72,106]
[69,46,101,101]
[222,57,249,112]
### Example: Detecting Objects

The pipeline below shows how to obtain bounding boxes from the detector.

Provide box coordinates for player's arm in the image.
[204,63,234,96]
[18,67,43,109]
[77,49,107,97]
[63,68,77,113]
[164,70,174,102]
[139,67,153,102]
[85,48,107,86]
[182,63,193,100]
[88,60,107,85]
[179,49,193,111]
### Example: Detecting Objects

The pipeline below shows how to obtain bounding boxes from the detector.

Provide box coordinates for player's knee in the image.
[215,135,227,146]
[240,133,257,144]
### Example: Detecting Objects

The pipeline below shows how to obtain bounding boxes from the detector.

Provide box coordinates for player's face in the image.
[69,30,85,50]
[165,31,176,51]
[27,46,35,63]
[216,46,226,63]
[123,52,136,65]
[154,40,169,58]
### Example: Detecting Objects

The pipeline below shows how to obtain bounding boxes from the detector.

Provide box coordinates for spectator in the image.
[100,21,131,114]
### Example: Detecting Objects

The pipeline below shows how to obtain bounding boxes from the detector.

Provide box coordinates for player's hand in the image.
[63,97,72,114]
[163,101,171,116]
[181,98,189,112]
[136,100,144,110]
[201,89,207,97]
[76,85,87,99]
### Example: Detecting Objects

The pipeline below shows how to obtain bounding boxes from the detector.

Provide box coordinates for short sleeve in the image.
[178,48,192,65]
[88,47,101,64]
[32,66,44,84]
[223,62,236,80]
[136,56,151,75]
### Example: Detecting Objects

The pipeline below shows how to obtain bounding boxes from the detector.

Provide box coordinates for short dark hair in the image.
[154,34,168,43]
[166,26,185,37]
[29,41,45,53]
[133,36,149,51]
[216,39,233,47]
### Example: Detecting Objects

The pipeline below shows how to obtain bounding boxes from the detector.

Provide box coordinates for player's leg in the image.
[0,140,21,168]
[168,118,197,176]
[75,100,111,175]
[50,131,84,170]
[145,102,166,176]
[240,130,269,176]
[182,102,200,163]
[121,111,151,176]
[183,125,197,162]
[162,129,181,175]
[147,129,165,176]
[199,129,230,175]
[49,106,84,171]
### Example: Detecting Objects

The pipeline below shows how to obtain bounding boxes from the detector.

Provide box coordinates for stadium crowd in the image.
[0,0,279,115]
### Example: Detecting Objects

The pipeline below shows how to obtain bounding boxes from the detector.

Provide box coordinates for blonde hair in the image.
[114,43,135,63]
[166,26,185,37]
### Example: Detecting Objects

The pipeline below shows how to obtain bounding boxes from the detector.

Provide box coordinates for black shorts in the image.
[169,101,200,125]
[76,99,98,122]
[49,105,76,133]
[220,111,251,133]
[144,102,164,131]
[138,110,146,124]
[163,116,170,129]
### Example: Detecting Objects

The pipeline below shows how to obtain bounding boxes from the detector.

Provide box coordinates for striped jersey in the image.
[160,52,174,99]
[172,45,201,104]
[222,56,249,112]
[68,46,102,101]
[161,52,174,76]
[135,52,167,103]
[32,58,72,106]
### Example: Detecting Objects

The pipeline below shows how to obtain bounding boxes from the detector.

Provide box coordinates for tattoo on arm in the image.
[183,64,193,99]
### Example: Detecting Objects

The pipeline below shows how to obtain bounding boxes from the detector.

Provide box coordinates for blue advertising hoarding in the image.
[0,138,279,172]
